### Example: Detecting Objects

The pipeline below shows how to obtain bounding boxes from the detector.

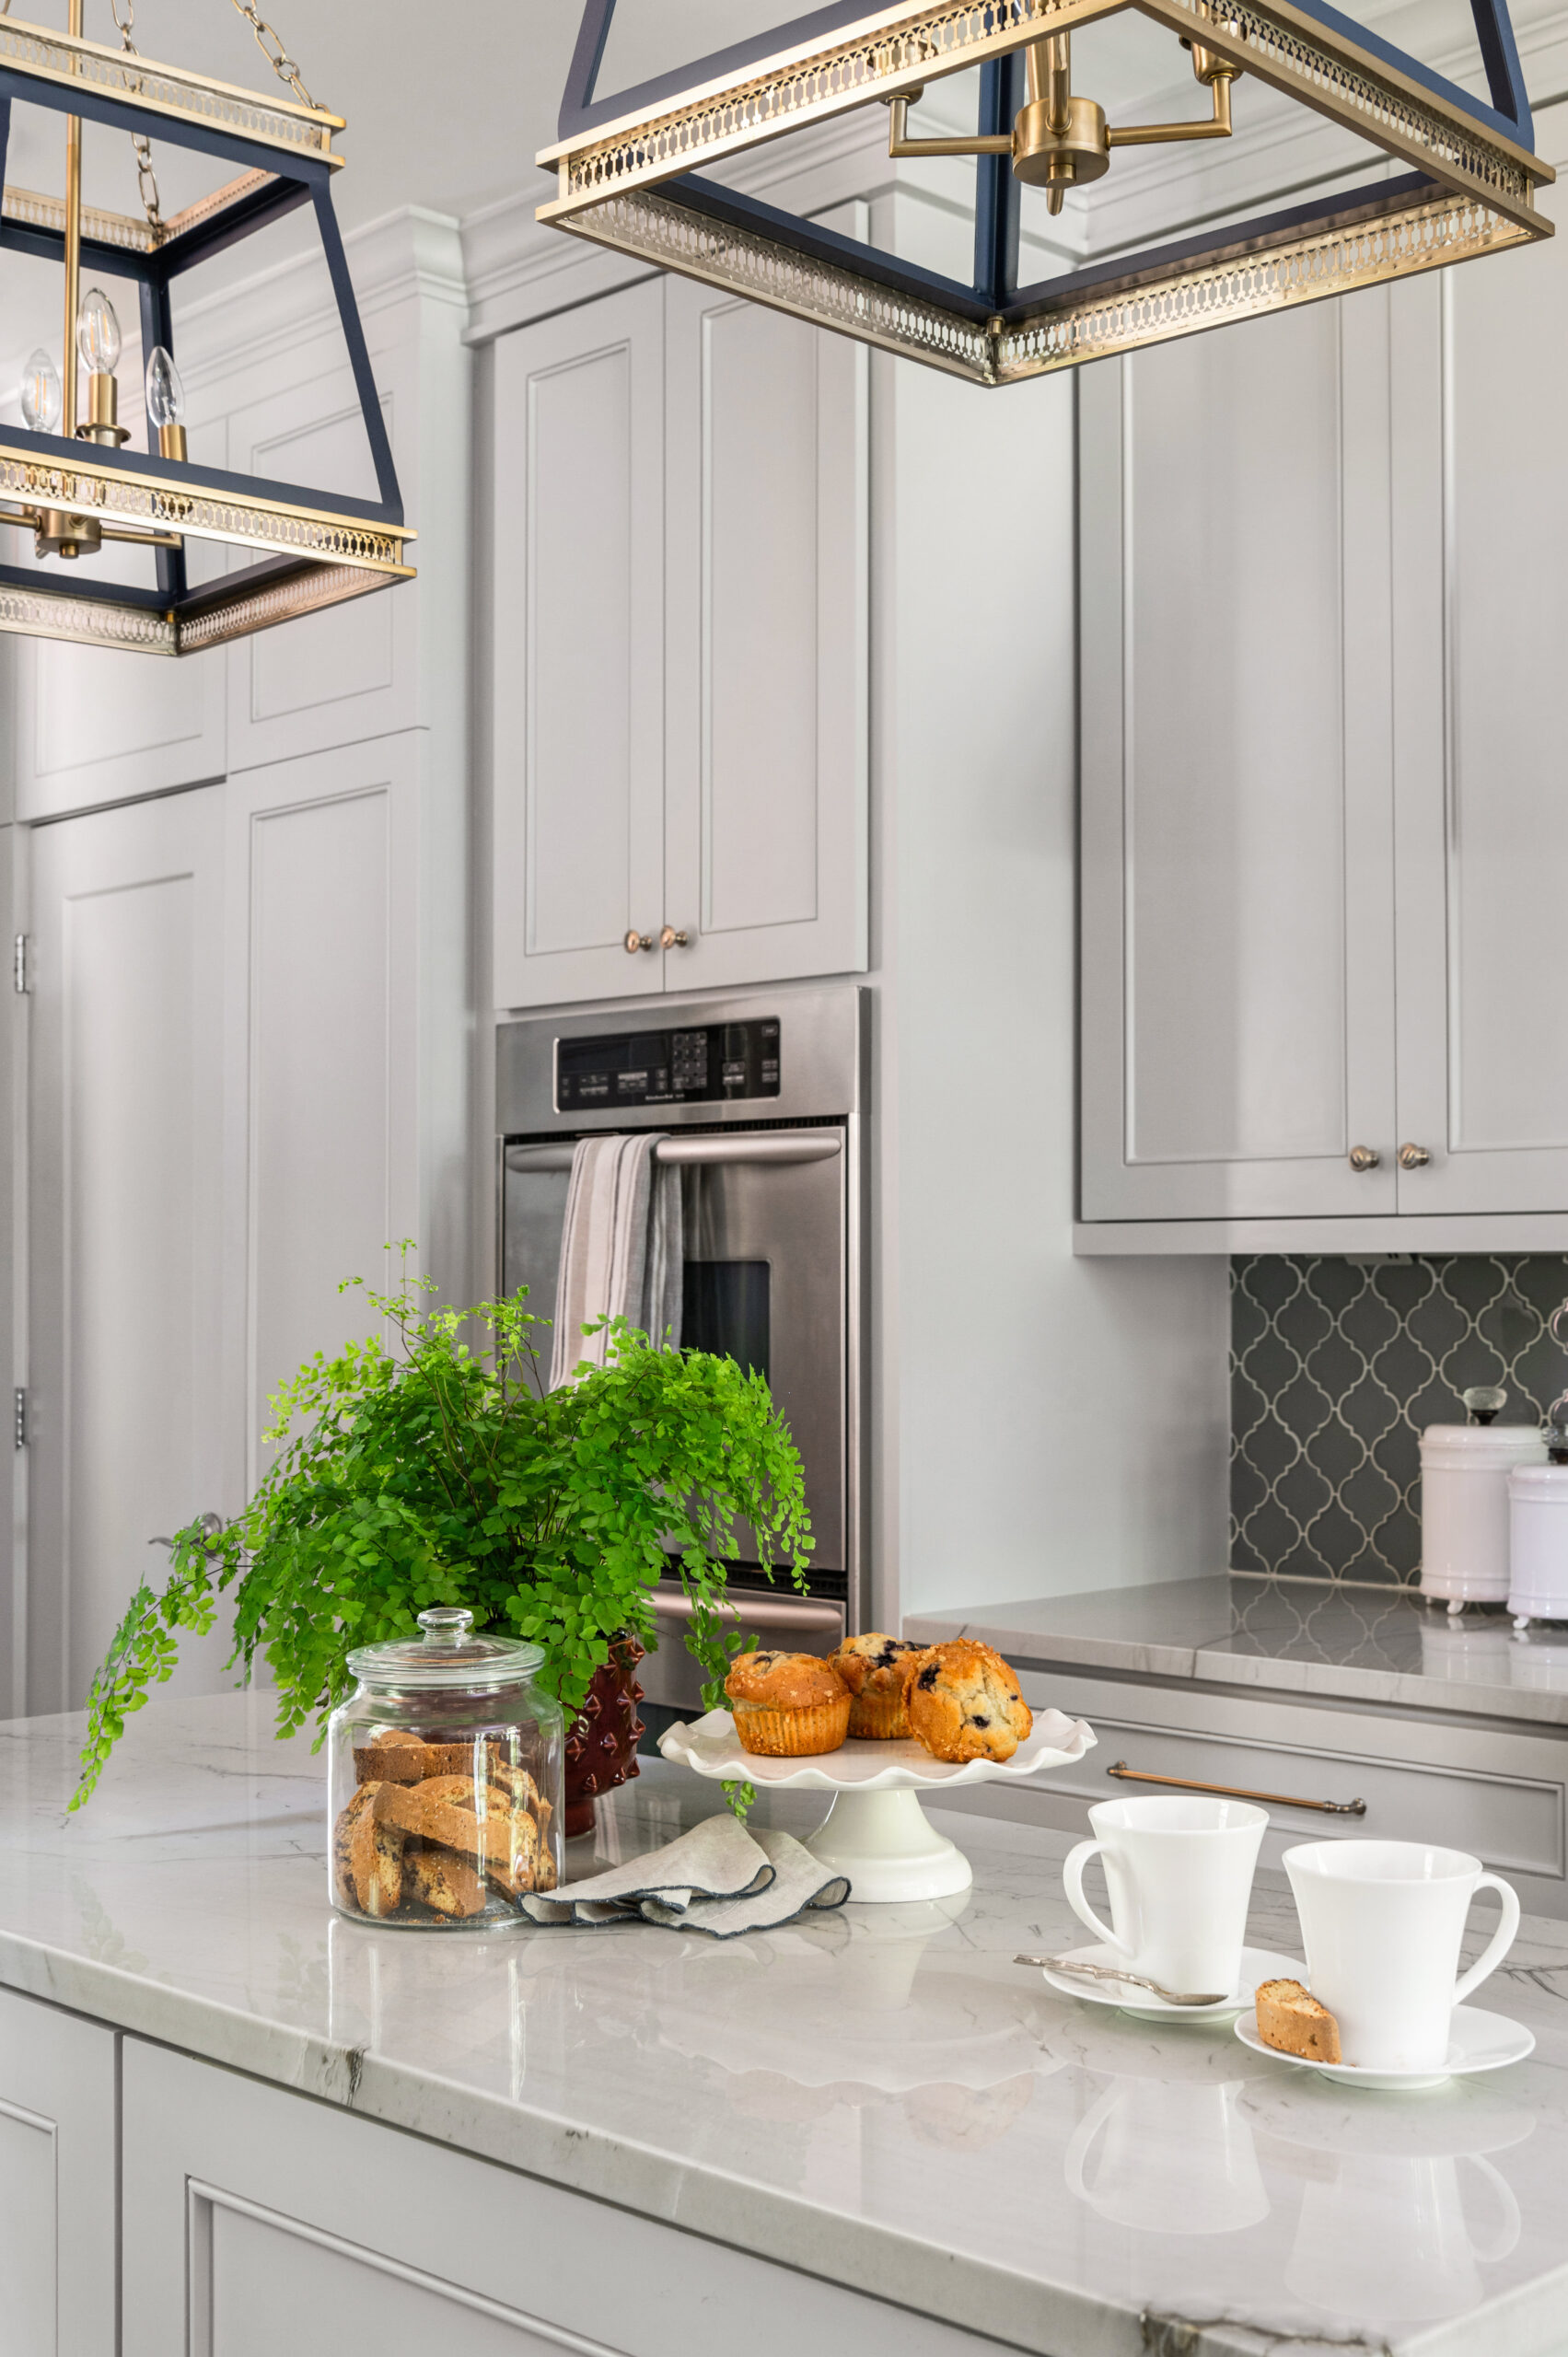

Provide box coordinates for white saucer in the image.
[1034,1944,1303,2024]
[1236,2003,1535,2090]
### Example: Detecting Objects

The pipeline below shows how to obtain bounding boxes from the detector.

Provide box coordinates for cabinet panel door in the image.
[15,422,228,822]
[1079,294,1398,1219]
[0,1987,117,2356]
[26,785,229,1713]
[663,275,868,989]
[492,282,667,1010]
[223,737,422,1493]
[224,368,415,774]
[123,2042,993,2357]
[1391,156,1568,1214]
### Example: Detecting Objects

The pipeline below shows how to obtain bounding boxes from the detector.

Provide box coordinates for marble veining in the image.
[6,1693,1568,2356]
[908,1574,1568,1727]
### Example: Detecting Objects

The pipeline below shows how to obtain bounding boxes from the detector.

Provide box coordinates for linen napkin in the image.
[518,1815,851,1936]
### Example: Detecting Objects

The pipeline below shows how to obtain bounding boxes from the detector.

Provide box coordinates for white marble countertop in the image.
[8,1692,1568,2357]
[907,1574,1568,1728]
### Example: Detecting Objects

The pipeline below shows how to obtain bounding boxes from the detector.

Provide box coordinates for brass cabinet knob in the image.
[1348,1145,1381,1171]
[659,926,690,950]
[623,930,655,954]
[1399,1143,1433,1169]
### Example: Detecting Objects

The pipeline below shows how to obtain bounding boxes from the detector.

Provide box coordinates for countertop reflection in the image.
[6,1692,1568,2355]
[909,1573,1568,1726]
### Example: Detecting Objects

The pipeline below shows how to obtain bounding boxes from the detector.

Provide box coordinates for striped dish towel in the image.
[548,1132,683,1388]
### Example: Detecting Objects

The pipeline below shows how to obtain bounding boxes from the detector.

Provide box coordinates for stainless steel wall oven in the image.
[495,987,867,1713]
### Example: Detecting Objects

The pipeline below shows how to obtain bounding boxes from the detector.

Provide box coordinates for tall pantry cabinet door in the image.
[491,281,668,1009]
[662,277,868,988]
[1389,157,1568,1215]
[0,1988,117,2355]
[25,785,229,1716]
[221,738,424,1494]
[1078,293,1399,1220]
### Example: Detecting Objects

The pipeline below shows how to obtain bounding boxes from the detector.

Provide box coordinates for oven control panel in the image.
[556,1018,781,1110]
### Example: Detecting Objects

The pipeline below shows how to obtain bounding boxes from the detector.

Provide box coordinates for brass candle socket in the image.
[35,509,103,561]
[76,372,132,448]
[157,421,188,463]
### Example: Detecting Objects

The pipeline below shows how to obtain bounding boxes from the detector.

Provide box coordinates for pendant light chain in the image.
[226,0,316,110]
[108,0,164,232]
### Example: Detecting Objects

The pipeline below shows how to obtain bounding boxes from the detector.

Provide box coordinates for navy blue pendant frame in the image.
[539,0,1552,385]
[0,21,412,654]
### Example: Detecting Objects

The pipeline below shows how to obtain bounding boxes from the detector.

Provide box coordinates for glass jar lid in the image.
[347,1608,543,1691]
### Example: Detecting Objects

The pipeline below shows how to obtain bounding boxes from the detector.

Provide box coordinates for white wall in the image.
[870,297,1230,1625]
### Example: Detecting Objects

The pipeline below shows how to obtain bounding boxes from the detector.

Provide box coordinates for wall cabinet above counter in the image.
[1077,122,1568,1256]
[489,250,868,1013]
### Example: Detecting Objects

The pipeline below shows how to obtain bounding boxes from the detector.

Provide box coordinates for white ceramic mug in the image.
[1063,1794,1267,1996]
[1283,1840,1520,2073]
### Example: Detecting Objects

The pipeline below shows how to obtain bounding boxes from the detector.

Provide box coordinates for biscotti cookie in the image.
[348,1783,406,1916]
[901,1640,1032,1763]
[1256,1979,1342,2064]
[332,1782,376,1908]
[829,1633,922,1738]
[725,1651,852,1756]
[371,1777,540,1891]
[404,1845,486,1920]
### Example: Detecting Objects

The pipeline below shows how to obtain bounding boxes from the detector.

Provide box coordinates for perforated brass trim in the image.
[0,447,412,572]
[0,17,342,162]
[539,0,1548,230]
[995,189,1530,374]
[176,562,398,650]
[552,180,1536,383]
[0,582,177,653]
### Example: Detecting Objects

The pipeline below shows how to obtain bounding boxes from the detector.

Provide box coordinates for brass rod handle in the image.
[1349,1144,1381,1171]
[1106,1760,1366,1816]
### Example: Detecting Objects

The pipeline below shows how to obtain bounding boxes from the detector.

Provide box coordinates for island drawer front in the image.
[122,2043,1016,2357]
[1013,1670,1567,1886]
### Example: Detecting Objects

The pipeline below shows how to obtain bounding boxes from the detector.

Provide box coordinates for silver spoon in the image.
[1015,1953,1231,2007]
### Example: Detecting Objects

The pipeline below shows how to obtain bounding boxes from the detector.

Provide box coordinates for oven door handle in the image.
[506,1132,842,1173]
[650,1592,844,1632]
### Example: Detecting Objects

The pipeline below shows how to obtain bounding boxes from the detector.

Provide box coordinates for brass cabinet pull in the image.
[659,925,689,949]
[1348,1144,1380,1171]
[1107,1760,1367,1816]
[1398,1143,1432,1169]
[623,930,655,954]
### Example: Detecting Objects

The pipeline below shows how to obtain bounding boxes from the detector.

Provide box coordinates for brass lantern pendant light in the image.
[0,1,414,655]
[539,0,1553,386]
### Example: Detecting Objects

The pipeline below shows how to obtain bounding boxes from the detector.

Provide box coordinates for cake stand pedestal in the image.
[658,1709,1098,1904]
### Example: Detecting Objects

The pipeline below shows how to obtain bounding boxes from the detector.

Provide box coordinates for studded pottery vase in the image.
[563,1631,646,1838]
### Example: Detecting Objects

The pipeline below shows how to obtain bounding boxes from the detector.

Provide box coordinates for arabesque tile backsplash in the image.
[1230,1256,1568,1587]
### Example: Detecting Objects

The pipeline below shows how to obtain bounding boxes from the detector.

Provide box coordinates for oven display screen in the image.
[556,1019,781,1110]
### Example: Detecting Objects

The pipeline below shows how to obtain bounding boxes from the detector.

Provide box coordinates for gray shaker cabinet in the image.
[1080,122,1568,1236]
[0,1985,117,2354]
[490,252,868,1014]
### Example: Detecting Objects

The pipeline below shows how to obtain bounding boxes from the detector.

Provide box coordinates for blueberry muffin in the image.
[829,1632,923,1738]
[725,1651,852,1757]
[900,1640,1032,1764]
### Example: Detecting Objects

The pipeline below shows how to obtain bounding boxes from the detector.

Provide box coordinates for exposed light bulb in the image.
[19,349,62,435]
[75,287,122,376]
[145,346,186,431]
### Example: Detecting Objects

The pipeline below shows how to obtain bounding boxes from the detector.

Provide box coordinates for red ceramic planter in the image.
[563,1631,646,1838]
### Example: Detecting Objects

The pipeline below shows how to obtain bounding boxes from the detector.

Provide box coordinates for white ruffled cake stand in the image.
[658,1708,1098,1902]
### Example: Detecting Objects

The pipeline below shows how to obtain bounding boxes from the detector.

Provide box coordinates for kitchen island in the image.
[4,1691,1568,2357]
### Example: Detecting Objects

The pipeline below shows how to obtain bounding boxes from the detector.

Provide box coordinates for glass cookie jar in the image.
[328,1608,563,1929]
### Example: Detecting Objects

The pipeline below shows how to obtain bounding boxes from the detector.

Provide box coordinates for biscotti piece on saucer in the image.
[901,1639,1033,1763]
[1256,1978,1342,2064]
[830,1632,923,1737]
[725,1651,852,1756]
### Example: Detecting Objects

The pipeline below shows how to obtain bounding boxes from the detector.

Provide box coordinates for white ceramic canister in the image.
[1507,1461,1568,1628]
[1419,1424,1546,1608]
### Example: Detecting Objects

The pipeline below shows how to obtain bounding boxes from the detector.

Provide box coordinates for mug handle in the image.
[1453,1873,1521,2008]
[1063,1839,1133,1957]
